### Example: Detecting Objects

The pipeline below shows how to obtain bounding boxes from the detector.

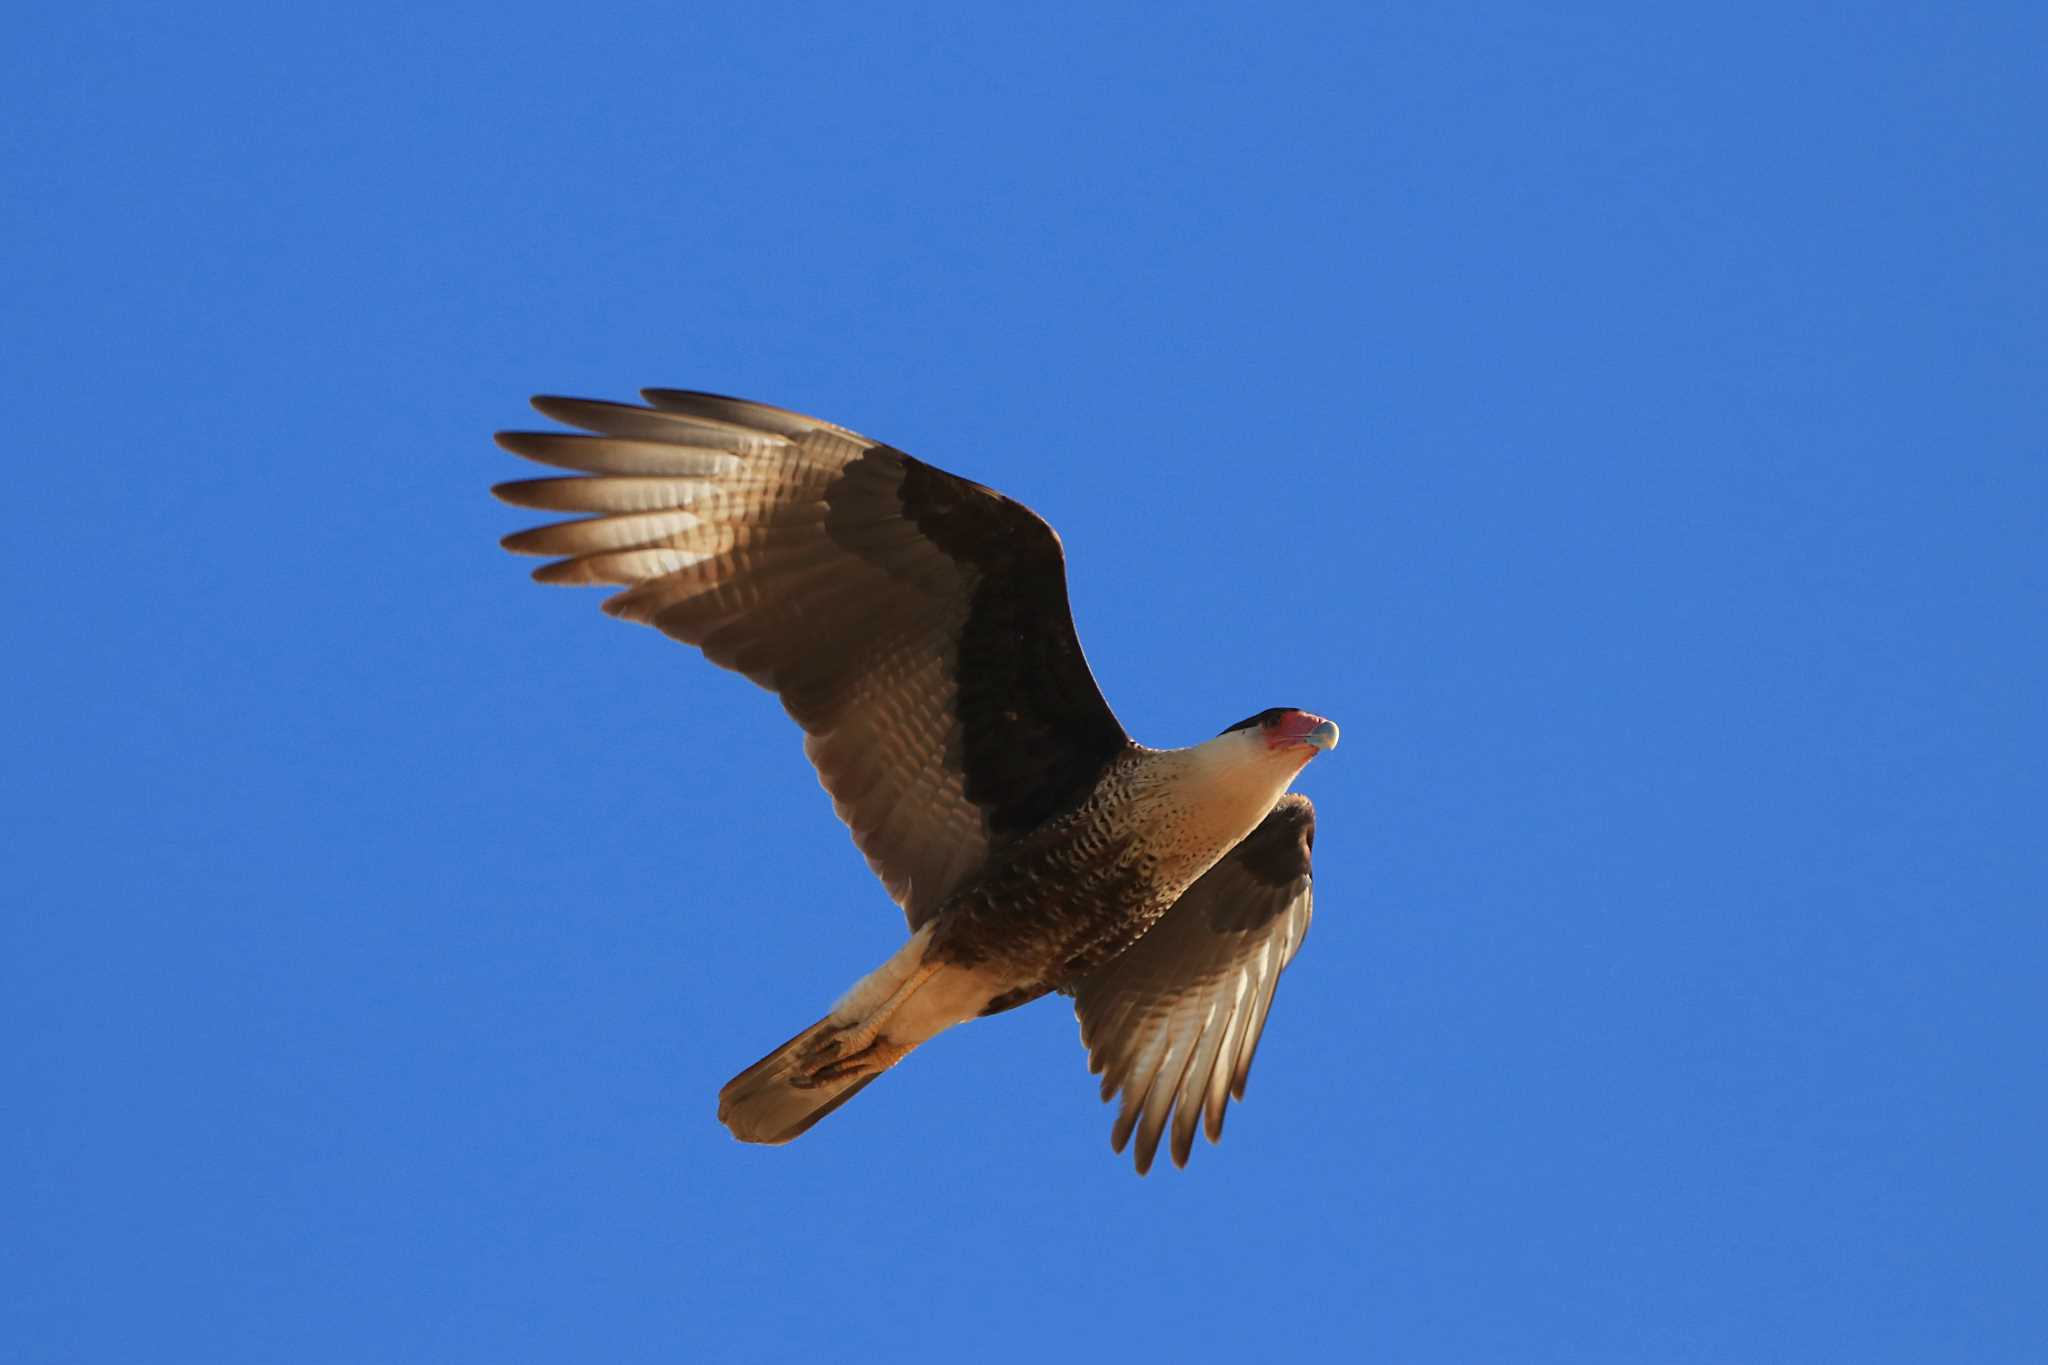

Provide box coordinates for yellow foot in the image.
[789,959,943,1087]
[802,1035,913,1086]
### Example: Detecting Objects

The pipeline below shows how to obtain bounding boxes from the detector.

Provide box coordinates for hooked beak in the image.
[1305,719,1340,752]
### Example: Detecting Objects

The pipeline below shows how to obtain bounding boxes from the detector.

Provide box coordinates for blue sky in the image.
[7,3,2044,1361]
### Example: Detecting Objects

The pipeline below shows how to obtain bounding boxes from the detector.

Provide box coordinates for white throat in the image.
[1120,729,1312,898]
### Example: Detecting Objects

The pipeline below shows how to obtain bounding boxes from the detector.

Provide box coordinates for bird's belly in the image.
[925,852,1178,991]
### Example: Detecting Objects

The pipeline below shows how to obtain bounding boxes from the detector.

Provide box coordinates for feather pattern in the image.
[495,390,1131,927]
[1072,793,1317,1173]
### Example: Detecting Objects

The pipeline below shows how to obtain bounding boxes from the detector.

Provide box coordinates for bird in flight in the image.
[494,390,1338,1173]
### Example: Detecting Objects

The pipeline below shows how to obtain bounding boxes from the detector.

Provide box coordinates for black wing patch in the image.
[496,391,1132,924]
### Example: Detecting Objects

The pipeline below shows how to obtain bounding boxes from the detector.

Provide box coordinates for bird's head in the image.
[1216,707,1340,768]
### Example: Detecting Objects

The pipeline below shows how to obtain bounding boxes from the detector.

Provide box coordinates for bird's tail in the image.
[716,1016,888,1145]
[717,924,995,1146]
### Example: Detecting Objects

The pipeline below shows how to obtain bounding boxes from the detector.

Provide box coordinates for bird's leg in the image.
[791,960,943,1086]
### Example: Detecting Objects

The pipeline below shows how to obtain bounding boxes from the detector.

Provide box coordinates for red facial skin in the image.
[1261,709,1340,757]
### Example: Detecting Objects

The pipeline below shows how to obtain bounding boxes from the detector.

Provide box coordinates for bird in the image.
[493,389,1337,1173]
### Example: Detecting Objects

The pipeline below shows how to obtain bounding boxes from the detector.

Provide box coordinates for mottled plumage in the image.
[495,390,1336,1172]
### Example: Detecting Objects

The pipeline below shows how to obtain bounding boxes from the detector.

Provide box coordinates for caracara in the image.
[494,390,1338,1173]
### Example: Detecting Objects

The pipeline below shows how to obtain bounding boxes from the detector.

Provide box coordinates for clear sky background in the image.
[7,4,2045,1362]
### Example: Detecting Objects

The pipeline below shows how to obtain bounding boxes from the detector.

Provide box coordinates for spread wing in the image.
[495,390,1131,926]
[1072,793,1316,1174]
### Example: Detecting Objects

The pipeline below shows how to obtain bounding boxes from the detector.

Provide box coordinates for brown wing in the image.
[494,390,1131,926]
[1072,793,1316,1174]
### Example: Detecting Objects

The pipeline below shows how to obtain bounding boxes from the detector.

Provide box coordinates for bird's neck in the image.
[1115,741,1305,893]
